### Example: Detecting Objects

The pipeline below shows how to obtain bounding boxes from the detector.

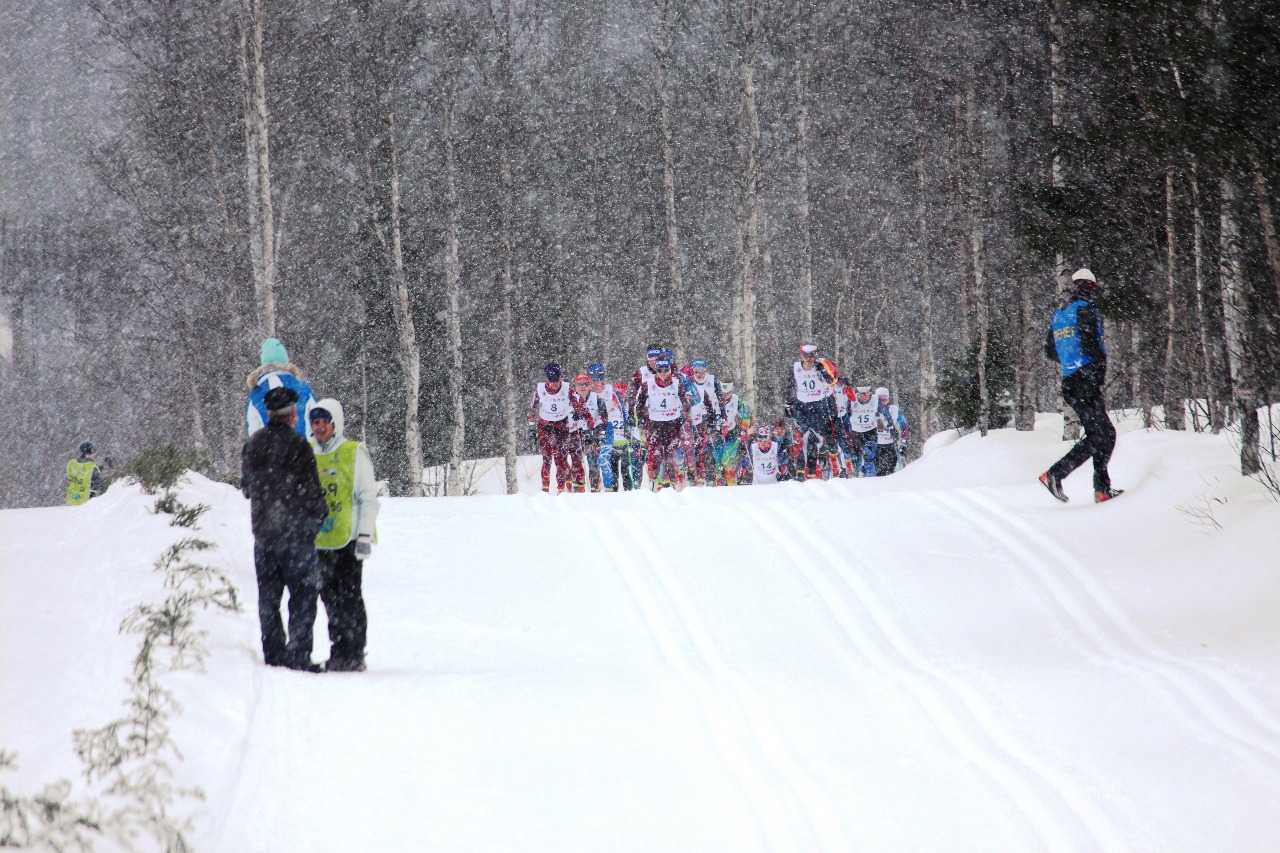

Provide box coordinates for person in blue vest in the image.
[245,337,318,439]
[66,442,103,505]
[309,398,379,673]
[1040,268,1123,503]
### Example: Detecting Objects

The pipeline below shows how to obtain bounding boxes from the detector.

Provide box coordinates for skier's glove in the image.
[784,403,794,418]
[898,440,908,455]
[527,423,537,443]
[355,534,372,560]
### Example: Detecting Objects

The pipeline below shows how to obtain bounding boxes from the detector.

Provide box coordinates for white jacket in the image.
[312,397,380,543]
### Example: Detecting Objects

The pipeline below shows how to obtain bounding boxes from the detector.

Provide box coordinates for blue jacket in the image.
[1047,299,1106,378]
[245,363,318,438]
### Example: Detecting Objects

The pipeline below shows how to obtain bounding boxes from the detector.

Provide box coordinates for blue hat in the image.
[544,363,562,381]
[587,362,605,379]
[660,347,674,358]
[654,356,672,371]
[691,358,707,369]
[309,406,333,422]
[646,346,663,359]
[260,338,289,366]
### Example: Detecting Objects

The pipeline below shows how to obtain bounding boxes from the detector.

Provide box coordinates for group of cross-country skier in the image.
[527,342,909,493]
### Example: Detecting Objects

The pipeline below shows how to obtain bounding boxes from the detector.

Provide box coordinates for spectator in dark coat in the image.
[241,386,329,671]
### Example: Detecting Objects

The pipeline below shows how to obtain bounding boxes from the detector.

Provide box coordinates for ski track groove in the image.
[753,499,1128,853]
[940,486,1280,764]
[212,665,271,852]
[573,500,845,853]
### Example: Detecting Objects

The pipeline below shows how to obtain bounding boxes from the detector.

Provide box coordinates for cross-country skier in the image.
[590,364,632,491]
[1040,268,1122,503]
[784,343,839,480]
[740,424,786,485]
[844,384,880,477]
[872,387,910,477]
[627,346,664,487]
[636,355,690,490]
[565,373,605,492]
[715,380,751,485]
[527,363,590,494]
[679,364,716,486]
[688,359,722,486]
[770,419,795,481]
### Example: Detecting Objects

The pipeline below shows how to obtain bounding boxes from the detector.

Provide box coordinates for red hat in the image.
[573,373,590,384]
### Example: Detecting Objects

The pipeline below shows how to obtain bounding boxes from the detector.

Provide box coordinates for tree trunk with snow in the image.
[1218,174,1261,475]
[654,0,686,362]
[794,1,814,342]
[493,0,520,496]
[1250,162,1280,314]
[371,113,424,495]
[1162,165,1185,430]
[731,0,762,413]
[444,88,466,496]
[237,0,276,339]
[1187,158,1223,432]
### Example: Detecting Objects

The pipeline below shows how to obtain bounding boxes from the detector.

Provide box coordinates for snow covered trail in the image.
[6,416,1280,852]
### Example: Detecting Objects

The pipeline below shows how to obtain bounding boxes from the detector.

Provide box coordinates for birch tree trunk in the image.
[444,88,466,496]
[1049,0,1070,301]
[494,0,519,495]
[655,0,686,361]
[961,53,990,436]
[237,0,276,338]
[732,0,762,413]
[1188,158,1222,431]
[794,1,814,342]
[915,151,939,440]
[374,113,424,495]
[1250,162,1280,311]
[1162,165,1185,430]
[1218,174,1261,475]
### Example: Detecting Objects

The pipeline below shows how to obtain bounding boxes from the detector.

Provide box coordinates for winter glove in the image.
[898,440,908,455]
[355,534,372,560]
[783,403,794,418]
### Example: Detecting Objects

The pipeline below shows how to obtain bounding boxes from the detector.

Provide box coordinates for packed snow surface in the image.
[4,413,1280,852]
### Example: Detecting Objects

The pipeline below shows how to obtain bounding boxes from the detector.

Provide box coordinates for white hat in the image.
[1071,268,1096,283]
[875,387,890,400]
[799,343,818,355]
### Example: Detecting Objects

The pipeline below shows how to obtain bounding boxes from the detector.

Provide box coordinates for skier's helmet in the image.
[757,425,771,441]
[544,363,562,382]
[587,362,605,380]
[691,358,708,371]
[654,356,672,371]
[645,346,662,360]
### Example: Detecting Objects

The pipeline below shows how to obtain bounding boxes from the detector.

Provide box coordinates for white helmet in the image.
[874,387,891,403]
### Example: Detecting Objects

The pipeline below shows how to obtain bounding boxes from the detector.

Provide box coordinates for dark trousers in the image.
[255,539,322,667]
[1050,371,1115,492]
[610,443,634,490]
[795,402,835,475]
[874,442,898,477]
[319,541,368,664]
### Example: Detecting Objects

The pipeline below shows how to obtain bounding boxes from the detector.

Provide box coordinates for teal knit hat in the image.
[260,338,289,366]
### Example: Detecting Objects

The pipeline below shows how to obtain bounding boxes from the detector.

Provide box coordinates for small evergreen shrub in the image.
[122,446,211,495]
[937,336,1015,433]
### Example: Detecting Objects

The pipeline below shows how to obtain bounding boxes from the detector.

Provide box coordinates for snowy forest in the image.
[2,0,1278,505]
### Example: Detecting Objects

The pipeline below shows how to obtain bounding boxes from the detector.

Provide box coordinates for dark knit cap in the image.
[264,386,299,413]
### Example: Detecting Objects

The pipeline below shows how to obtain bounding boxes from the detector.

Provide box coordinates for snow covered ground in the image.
[4,412,1280,852]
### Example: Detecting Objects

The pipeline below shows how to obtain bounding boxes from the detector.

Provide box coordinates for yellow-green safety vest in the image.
[313,439,360,549]
[66,459,97,505]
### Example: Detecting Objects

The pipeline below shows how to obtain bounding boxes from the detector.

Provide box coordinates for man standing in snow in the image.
[309,399,379,673]
[1040,268,1123,503]
[246,337,319,439]
[241,386,328,672]
[66,441,104,505]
